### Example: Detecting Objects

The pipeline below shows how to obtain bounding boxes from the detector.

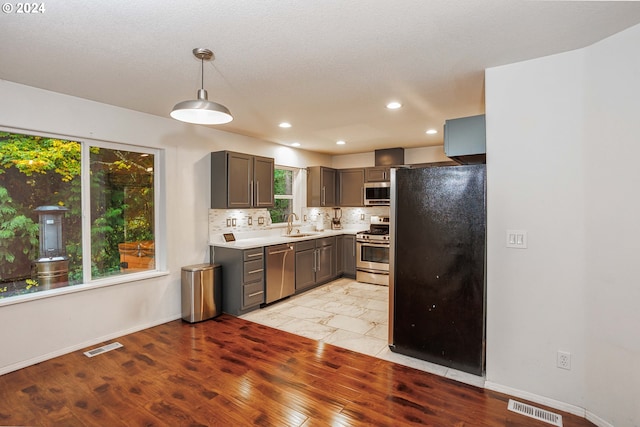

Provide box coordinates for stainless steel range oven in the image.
[356,215,389,286]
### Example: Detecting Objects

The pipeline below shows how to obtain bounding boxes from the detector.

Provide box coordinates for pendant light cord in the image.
[200,56,204,90]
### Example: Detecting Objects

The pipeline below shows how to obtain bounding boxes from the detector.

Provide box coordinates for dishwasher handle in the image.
[268,246,294,255]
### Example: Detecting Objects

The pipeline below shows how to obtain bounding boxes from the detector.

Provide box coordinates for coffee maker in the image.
[331,207,342,230]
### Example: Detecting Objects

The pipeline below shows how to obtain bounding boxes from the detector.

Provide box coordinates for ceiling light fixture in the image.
[291,142,301,147]
[386,101,402,110]
[170,48,233,125]
[336,140,346,145]
[426,129,438,135]
[279,122,292,128]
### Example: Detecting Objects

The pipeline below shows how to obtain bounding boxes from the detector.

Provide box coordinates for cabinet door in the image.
[295,249,316,292]
[227,152,253,208]
[307,166,322,207]
[365,167,390,182]
[253,156,274,208]
[316,244,334,284]
[343,235,356,277]
[321,167,336,207]
[307,166,337,207]
[338,169,364,206]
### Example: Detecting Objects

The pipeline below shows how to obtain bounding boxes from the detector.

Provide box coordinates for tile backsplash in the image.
[209,206,390,237]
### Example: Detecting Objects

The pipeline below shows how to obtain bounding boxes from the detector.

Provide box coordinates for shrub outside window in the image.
[0,130,158,300]
[269,168,294,224]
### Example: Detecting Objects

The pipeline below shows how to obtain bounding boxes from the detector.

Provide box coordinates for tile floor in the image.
[241,277,486,388]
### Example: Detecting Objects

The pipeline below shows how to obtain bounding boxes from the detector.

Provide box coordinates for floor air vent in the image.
[83,342,123,358]
[508,399,563,427]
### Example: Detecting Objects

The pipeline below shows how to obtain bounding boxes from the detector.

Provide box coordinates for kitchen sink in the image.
[284,232,320,238]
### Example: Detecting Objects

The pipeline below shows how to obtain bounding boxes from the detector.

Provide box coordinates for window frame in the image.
[270,166,301,225]
[0,126,166,307]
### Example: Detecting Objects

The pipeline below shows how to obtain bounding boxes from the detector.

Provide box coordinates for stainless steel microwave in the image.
[364,182,390,206]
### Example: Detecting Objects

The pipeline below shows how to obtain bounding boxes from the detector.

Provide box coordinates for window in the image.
[0,130,159,300]
[269,167,297,224]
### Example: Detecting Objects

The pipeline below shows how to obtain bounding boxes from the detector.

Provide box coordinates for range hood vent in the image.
[375,148,404,166]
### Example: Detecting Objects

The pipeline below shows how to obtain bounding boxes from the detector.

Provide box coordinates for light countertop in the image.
[209,227,361,250]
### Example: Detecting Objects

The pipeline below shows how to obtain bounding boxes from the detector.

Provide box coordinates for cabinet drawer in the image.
[244,259,264,283]
[317,237,335,247]
[243,281,264,308]
[243,248,263,261]
[295,240,316,252]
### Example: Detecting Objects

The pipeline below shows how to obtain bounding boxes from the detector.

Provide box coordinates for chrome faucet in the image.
[286,213,299,235]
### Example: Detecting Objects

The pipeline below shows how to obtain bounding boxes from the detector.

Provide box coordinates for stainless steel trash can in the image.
[181,263,221,323]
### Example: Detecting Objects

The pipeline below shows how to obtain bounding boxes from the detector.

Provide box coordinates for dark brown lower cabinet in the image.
[343,234,356,278]
[295,237,335,292]
[212,246,265,315]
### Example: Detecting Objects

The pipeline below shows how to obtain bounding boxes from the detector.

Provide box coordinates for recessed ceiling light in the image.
[279,122,292,128]
[291,142,300,147]
[336,140,346,145]
[386,102,402,110]
[426,129,438,135]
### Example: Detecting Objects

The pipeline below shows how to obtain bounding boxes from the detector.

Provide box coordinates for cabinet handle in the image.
[246,253,262,258]
[247,268,264,274]
[316,249,321,272]
[312,249,317,272]
[248,290,264,298]
[250,181,254,205]
[256,181,260,205]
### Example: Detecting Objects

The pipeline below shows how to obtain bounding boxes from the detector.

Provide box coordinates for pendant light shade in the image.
[171,48,233,125]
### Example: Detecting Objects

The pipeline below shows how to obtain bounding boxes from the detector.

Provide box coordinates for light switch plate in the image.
[506,229,528,249]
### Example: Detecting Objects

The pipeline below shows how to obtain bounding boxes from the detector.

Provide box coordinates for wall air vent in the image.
[507,400,563,426]
[83,342,123,358]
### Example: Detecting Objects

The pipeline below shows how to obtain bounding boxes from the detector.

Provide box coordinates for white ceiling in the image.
[2,1,640,155]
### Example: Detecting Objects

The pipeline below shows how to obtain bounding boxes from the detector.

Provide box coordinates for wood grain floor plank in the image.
[0,315,595,427]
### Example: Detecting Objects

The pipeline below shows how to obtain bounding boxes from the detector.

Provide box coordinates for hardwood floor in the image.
[0,315,594,426]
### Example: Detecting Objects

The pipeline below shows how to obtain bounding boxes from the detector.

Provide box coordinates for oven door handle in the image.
[357,241,390,246]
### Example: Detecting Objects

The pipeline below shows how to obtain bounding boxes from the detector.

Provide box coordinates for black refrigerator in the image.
[389,164,486,376]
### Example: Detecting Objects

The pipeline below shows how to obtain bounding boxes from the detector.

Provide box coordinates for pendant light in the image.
[170,48,233,125]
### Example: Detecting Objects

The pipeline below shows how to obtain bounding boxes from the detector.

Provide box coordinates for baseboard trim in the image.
[484,381,586,418]
[585,410,614,427]
[0,314,181,376]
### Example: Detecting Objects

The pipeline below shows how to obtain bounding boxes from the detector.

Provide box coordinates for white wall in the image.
[582,25,640,427]
[485,24,640,427]
[0,80,329,374]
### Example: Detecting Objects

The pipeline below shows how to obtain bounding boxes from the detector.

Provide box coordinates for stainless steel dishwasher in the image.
[265,243,295,304]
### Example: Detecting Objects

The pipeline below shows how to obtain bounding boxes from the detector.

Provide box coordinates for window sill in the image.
[0,270,170,308]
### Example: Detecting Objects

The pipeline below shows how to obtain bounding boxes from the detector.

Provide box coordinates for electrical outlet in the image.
[506,229,528,248]
[557,351,571,370]
[231,218,237,227]
[248,217,252,226]
[360,213,365,220]
[226,218,231,227]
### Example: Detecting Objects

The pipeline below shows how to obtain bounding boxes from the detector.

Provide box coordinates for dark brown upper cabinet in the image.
[338,168,365,206]
[307,166,336,207]
[365,167,391,182]
[211,151,274,209]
